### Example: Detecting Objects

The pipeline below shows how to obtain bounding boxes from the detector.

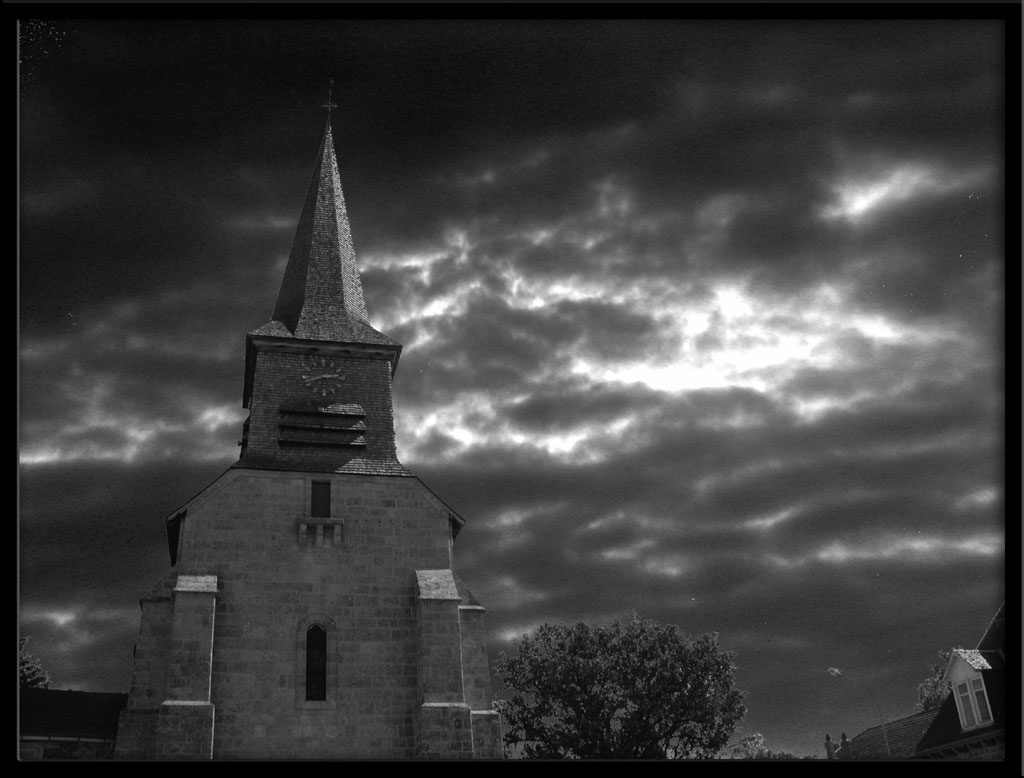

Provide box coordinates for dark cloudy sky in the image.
[18,15,1009,758]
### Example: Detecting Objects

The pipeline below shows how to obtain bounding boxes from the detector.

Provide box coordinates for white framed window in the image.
[953,675,993,730]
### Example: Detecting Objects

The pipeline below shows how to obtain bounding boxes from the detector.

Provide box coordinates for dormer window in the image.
[945,648,996,732]
[953,676,992,730]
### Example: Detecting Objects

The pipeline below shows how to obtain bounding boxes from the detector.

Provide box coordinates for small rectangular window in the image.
[956,681,977,727]
[971,677,992,723]
[311,481,331,518]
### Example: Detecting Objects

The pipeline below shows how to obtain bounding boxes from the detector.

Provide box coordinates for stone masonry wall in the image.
[416,703,473,759]
[127,596,172,709]
[155,702,215,759]
[174,468,456,759]
[165,582,217,702]
[458,606,493,712]
[241,349,401,474]
[113,707,159,760]
[115,579,174,759]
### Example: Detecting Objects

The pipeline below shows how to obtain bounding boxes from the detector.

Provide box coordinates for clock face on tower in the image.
[301,355,345,398]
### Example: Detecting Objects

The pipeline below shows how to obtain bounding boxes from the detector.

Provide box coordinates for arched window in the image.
[305,624,327,701]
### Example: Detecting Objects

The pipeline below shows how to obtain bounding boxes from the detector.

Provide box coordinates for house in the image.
[19,689,127,760]
[845,603,1005,760]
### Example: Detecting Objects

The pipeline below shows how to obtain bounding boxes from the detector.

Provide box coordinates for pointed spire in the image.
[321,77,338,116]
[253,107,396,347]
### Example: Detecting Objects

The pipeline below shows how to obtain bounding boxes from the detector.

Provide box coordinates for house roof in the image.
[915,669,1005,756]
[976,602,1005,653]
[848,601,1007,759]
[850,708,941,759]
[950,648,999,672]
[19,689,127,740]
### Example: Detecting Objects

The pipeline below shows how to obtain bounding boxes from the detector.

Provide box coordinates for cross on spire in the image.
[321,79,338,115]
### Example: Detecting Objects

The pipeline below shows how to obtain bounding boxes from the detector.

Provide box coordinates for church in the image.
[112,110,503,759]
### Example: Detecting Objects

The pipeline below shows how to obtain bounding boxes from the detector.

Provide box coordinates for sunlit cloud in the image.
[363,248,452,293]
[821,161,991,224]
[21,604,139,650]
[20,388,245,465]
[196,404,245,433]
[954,486,1000,510]
[487,505,564,530]
[768,533,1002,569]
[600,539,657,561]
[497,623,544,645]
[564,281,842,394]
[399,387,643,466]
[742,507,799,531]
[22,608,78,628]
[642,556,691,578]
[491,576,551,609]
[19,418,184,464]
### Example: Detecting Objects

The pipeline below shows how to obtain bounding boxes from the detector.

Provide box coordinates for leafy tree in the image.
[915,649,953,712]
[730,732,765,759]
[496,615,746,759]
[19,637,50,689]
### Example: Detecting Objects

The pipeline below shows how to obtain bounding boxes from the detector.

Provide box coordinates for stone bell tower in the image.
[114,109,502,759]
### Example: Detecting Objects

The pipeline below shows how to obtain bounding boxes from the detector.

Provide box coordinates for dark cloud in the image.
[503,380,665,431]
[20,460,226,689]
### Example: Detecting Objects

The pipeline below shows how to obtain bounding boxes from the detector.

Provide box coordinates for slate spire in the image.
[251,118,397,347]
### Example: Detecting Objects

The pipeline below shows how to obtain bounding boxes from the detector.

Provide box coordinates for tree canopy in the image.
[496,615,746,759]
[729,732,808,760]
[19,637,50,690]
[915,649,953,712]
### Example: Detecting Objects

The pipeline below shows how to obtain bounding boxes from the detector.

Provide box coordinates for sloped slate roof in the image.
[249,317,398,348]
[253,120,399,349]
[453,571,483,607]
[20,689,127,740]
[977,602,1005,652]
[850,708,941,759]
[952,648,994,671]
[231,457,413,477]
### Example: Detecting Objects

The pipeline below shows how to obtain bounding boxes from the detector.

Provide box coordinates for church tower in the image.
[114,113,502,759]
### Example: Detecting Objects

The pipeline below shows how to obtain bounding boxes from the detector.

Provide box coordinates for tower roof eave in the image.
[248,317,400,348]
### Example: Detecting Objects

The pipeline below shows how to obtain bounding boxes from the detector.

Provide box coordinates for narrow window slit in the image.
[305,624,327,701]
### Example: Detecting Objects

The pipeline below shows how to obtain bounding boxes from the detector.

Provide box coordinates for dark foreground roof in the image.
[916,668,1005,756]
[20,689,127,740]
[851,669,1005,760]
[851,708,941,759]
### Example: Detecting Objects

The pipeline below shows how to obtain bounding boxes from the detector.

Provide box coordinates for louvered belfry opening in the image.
[278,403,368,449]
